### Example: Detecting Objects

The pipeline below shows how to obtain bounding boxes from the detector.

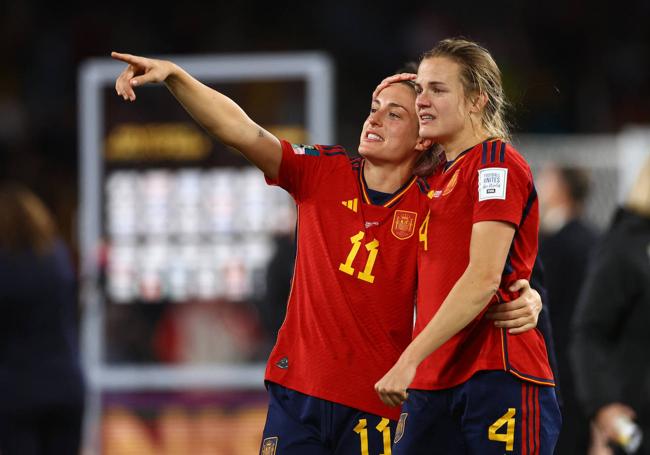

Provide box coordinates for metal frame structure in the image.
[78,52,334,452]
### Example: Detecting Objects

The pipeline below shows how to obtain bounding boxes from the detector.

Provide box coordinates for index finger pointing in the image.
[111,51,144,66]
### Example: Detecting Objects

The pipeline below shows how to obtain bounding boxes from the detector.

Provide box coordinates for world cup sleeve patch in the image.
[261,436,278,455]
[478,167,508,201]
[291,144,320,156]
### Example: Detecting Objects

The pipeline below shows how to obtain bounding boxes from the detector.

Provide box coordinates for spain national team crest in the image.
[394,413,408,444]
[391,210,417,240]
[261,436,278,455]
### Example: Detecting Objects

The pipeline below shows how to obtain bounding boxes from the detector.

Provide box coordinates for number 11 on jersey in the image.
[339,231,379,283]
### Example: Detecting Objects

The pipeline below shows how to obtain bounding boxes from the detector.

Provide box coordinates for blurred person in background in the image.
[111,51,544,454]
[571,155,650,454]
[538,164,599,454]
[0,182,84,455]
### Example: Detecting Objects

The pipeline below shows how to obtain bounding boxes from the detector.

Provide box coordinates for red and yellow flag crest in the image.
[391,210,417,240]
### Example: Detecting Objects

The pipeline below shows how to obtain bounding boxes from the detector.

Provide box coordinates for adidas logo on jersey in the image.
[342,198,358,212]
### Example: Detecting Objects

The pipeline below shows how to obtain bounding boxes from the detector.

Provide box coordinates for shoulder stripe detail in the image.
[289,144,347,158]
[499,141,506,163]
[482,142,488,164]
[490,141,497,163]
[319,144,345,151]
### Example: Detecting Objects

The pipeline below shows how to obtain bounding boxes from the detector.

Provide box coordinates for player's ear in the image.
[415,137,433,152]
[469,92,488,114]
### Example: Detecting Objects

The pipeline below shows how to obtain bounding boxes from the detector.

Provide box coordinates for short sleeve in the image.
[265,140,347,201]
[471,143,534,226]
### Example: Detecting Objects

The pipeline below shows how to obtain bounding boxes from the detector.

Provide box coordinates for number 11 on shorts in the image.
[354,418,392,455]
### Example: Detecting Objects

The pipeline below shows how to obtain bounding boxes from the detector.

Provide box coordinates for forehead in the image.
[375,84,416,111]
[416,56,462,84]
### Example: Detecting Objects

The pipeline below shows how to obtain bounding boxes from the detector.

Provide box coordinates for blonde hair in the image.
[626,155,650,217]
[0,182,57,254]
[421,37,511,142]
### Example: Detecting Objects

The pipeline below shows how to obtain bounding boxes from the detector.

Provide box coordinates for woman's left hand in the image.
[485,279,542,334]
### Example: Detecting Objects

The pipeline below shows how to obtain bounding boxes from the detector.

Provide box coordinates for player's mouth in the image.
[365,131,384,142]
[419,113,435,124]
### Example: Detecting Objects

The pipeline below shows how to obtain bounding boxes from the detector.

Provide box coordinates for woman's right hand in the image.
[111,52,175,101]
[372,73,417,99]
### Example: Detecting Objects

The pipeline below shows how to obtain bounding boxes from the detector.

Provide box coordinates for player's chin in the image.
[357,143,381,159]
[418,123,440,140]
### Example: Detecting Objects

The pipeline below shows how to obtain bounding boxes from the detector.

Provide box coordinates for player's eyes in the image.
[389,112,401,119]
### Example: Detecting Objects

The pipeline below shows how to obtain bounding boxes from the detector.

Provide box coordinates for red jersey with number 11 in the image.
[265,140,429,420]
[413,139,554,390]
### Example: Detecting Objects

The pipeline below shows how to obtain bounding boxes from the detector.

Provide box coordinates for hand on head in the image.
[372,73,416,100]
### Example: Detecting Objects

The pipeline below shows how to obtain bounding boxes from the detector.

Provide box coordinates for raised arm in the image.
[111,52,282,180]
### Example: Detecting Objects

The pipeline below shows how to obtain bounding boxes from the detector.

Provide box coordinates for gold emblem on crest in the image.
[391,210,417,240]
[261,436,278,455]
[394,413,408,443]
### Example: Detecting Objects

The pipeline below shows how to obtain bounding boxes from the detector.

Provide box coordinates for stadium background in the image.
[2,1,650,453]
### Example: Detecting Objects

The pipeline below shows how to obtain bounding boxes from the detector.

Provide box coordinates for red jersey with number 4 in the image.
[265,140,428,420]
[412,139,554,390]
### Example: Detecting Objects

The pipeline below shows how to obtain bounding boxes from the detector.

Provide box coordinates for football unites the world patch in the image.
[261,436,278,455]
[478,167,508,201]
[391,210,417,240]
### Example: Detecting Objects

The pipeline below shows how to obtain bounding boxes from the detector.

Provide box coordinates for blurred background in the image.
[2,1,650,454]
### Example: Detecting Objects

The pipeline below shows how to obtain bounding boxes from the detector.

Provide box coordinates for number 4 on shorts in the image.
[488,408,516,451]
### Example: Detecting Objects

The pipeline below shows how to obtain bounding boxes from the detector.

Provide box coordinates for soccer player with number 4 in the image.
[112,50,544,455]
[374,39,562,454]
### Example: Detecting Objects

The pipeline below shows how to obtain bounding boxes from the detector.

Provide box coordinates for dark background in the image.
[1,0,649,249]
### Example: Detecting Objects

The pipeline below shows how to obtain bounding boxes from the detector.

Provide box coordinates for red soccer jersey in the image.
[265,140,429,420]
[412,139,554,390]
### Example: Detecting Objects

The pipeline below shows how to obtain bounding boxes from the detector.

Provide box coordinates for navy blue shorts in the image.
[392,371,561,455]
[260,382,397,454]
